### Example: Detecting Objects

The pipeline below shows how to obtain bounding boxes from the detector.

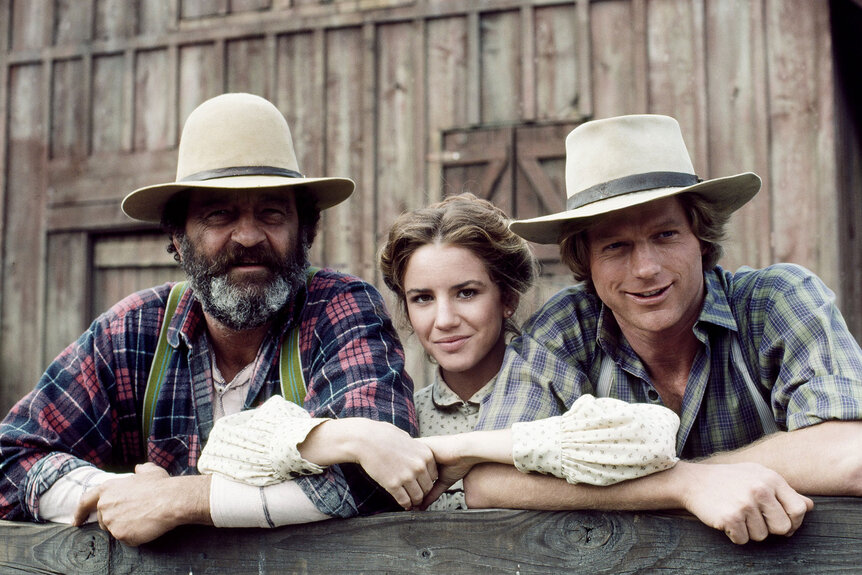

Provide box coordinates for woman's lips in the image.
[434,336,469,352]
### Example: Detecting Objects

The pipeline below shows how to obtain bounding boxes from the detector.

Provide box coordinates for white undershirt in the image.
[39,350,328,527]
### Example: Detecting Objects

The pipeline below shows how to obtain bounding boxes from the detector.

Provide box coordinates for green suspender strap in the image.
[279,266,320,404]
[141,267,320,448]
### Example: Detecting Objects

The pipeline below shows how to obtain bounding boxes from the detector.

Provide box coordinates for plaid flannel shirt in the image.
[476,264,862,458]
[0,268,416,521]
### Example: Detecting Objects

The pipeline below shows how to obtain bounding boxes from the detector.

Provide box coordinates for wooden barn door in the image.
[440,121,582,316]
[91,232,183,315]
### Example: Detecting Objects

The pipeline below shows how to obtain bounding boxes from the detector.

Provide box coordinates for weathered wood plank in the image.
[646,0,705,170]
[319,26,367,277]
[1,63,46,414]
[134,48,172,152]
[225,36,268,96]
[0,498,859,574]
[95,0,135,42]
[178,42,221,122]
[766,0,837,288]
[589,0,638,118]
[47,149,176,207]
[54,0,93,45]
[534,3,578,120]
[50,57,87,159]
[376,21,418,248]
[705,0,772,271]
[480,10,521,123]
[10,0,48,51]
[43,232,90,366]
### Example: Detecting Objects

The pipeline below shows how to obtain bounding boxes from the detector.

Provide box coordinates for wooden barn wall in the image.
[0,0,856,413]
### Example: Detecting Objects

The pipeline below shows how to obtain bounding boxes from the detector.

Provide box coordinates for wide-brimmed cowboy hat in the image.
[509,114,761,244]
[122,93,355,223]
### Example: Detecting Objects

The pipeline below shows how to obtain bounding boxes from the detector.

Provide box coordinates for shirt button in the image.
[647,389,660,402]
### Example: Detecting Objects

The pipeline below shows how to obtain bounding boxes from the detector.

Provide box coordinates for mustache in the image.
[203,243,285,276]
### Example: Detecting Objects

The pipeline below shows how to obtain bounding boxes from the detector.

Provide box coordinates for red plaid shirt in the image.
[0,268,416,521]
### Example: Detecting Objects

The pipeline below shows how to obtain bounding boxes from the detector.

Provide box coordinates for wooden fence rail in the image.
[0,496,860,573]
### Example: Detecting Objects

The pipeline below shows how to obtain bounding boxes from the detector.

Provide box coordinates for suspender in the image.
[140,267,319,447]
[595,335,779,434]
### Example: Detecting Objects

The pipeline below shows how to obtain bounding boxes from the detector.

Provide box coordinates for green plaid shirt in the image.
[476,264,862,459]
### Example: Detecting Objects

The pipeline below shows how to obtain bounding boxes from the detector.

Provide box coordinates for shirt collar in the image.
[430,369,497,408]
[696,267,738,333]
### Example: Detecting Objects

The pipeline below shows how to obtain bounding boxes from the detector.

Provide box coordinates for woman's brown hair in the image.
[379,193,538,334]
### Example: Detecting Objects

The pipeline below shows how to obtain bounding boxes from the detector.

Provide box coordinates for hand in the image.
[417,435,479,509]
[308,419,437,510]
[675,461,814,544]
[73,463,211,546]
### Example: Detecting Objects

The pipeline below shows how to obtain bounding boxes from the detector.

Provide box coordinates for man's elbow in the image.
[835,423,862,496]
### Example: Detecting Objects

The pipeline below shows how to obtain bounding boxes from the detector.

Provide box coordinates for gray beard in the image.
[177,235,308,331]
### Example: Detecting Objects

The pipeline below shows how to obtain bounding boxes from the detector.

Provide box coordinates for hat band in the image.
[181,166,305,182]
[567,171,700,211]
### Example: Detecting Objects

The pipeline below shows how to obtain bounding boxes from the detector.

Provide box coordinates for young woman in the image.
[377,193,537,509]
[198,194,680,513]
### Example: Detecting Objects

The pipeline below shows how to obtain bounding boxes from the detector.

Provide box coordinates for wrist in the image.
[173,475,213,526]
[664,461,700,509]
[459,430,513,466]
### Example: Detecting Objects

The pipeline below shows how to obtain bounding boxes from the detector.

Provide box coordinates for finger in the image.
[381,481,412,510]
[720,513,751,545]
[416,467,437,495]
[419,481,449,511]
[744,509,770,542]
[73,488,100,526]
[402,479,427,509]
[426,456,439,483]
[774,490,813,536]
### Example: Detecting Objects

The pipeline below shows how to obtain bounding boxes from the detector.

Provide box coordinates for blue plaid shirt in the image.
[477,264,862,458]
[0,269,415,521]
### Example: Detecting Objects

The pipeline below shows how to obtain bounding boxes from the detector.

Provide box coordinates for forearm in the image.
[209,474,329,527]
[298,418,379,467]
[702,420,862,495]
[166,474,214,526]
[463,461,688,511]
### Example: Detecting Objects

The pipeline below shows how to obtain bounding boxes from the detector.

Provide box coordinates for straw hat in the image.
[509,114,761,244]
[122,93,355,223]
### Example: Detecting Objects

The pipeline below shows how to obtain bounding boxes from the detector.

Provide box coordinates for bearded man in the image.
[0,93,434,546]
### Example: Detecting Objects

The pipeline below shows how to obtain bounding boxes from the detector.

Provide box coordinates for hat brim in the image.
[510,172,761,244]
[121,175,355,224]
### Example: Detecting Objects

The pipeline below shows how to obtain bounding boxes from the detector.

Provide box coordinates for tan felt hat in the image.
[509,114,761,244]
[122,93,355,223]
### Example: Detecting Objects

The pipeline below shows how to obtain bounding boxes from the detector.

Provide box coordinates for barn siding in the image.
[0,0,857,413]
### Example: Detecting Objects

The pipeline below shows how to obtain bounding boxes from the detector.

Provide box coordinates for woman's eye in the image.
[410,294,432,304]
[458,288,477,299]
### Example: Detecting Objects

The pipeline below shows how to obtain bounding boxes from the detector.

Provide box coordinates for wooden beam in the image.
[0,497,860,574]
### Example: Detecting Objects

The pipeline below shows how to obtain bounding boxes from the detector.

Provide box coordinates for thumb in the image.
[73,487,100,526]
[134,462,166,476]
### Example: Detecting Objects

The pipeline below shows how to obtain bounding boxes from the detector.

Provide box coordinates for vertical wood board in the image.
[766,0,837,286]
[2,64,45,408]
[589,0,638,118]
[705,0,772,271]
[480,10,521,123]
[534,4,579,120]
[322,26,367,275]
[43,232,90,366]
